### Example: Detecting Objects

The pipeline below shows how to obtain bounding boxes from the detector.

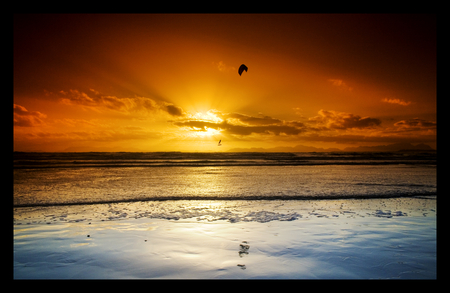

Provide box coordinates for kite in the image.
[238,64,248,76]
[218,140,222,146]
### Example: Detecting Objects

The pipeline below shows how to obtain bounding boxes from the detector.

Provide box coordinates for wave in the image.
[14,153,436,209]
[13,151,436,169]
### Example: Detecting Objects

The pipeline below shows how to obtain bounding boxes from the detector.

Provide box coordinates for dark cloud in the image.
[174,111,303,136]
[223,113,283,126]
[394,118,436,130]
[308,109,381,130]
[222,121,303,136]
[165,104,184,116]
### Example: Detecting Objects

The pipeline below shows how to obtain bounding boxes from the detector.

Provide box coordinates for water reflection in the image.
[14,165,436,207]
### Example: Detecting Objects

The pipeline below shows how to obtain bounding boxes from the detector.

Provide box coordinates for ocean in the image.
[14,151,436,208]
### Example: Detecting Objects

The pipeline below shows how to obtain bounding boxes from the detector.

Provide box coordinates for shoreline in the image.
[14,197,436,279]
[12,194,437,209]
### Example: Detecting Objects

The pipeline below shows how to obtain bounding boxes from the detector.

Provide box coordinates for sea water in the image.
[14,151,436,208]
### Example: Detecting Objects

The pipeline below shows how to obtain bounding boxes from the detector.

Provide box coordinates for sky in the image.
[14,14,436,152]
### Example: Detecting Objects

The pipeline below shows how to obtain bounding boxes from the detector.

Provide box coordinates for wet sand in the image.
[14,197,436,279]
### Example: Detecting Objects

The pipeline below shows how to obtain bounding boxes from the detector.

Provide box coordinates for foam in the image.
[14,197,437,226]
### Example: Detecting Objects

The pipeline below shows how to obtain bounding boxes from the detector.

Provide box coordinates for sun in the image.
[176,110,224,139]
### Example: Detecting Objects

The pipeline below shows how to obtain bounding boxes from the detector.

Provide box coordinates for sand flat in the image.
[14,197,436,279]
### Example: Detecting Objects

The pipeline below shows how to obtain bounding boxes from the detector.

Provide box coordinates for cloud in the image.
[53,118,101,128]
[173,109,382,138]
[174,120,217,132]
[14,104,47,127]
[22,126,163,143]
[222,120,303,136]
[299,133,436,145]
[328,79,353,91]
[382,98,412,106]
[174,119,303,136]
[293,107,304,116]
[394,118,436,130]
[213,61,236,72]
[170,109,435,149]
[165,103,184,116]
[221,112,283,126]
[59,89,156,113]
[173,111,304,136]
[58,89,184,117]
[308,109,381,130]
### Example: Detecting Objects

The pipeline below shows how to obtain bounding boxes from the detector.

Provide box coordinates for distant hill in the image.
[228,144,341,152]
[343,143,435,152]
[228,143,435,152]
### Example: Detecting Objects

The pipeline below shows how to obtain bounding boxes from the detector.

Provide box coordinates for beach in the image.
[14,197,436,279]
[13,152,436,279]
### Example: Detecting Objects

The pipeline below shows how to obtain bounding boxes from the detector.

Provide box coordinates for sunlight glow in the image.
[190,110,223,123]
[183,110,224,138]
[191,127,221,137]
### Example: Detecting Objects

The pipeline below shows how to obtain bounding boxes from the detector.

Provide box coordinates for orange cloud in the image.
[21,127,164,144]
[59,89,156,113]
[13,104,47,127]
[328,79,353,91]
[382,98,412,106]
[213,61,236,73]
[58,89,184,117]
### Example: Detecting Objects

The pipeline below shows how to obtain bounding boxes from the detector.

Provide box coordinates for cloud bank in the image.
[173,109,382,138]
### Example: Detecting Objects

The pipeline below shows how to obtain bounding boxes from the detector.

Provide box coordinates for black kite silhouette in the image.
[238,64,248,76]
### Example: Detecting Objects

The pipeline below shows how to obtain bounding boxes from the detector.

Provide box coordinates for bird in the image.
[218,140,222,146]
[238,64,248,76]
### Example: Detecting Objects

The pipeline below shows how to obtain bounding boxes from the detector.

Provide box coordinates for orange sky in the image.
[14,14,436,152]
